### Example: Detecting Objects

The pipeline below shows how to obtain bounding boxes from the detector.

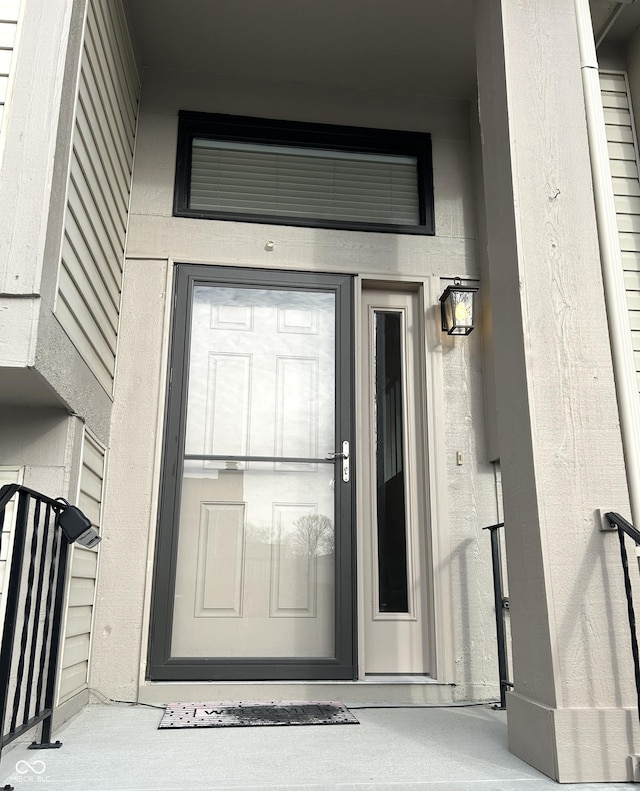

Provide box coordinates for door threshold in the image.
[139,678,455,707]
[144,676,442,686]
[361,675,438,684]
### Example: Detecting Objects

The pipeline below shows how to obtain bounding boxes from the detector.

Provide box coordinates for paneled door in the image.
[149,265,354,681]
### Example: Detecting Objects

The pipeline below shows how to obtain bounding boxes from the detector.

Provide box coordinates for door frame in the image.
[353,277,456,683]
[147,263,356,681]
[360,287,430,674]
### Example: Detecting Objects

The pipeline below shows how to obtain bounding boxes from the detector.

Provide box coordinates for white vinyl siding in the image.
[56,0,139,393]
[190,140,420,227]
[58,433,105,704]
[0,0,20,144]
[601,71,640,394]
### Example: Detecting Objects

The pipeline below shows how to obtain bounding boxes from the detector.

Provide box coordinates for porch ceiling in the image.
[122,0,477,99]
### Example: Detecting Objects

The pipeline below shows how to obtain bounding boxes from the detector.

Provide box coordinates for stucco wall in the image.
[91,68,502,701]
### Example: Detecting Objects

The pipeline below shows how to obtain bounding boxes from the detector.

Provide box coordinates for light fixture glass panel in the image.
[450,290,474,334]
[440,283,478,336]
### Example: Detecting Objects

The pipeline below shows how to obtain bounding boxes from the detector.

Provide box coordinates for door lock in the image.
[326,441,350,482]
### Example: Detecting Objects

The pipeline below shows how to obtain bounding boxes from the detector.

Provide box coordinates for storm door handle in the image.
[326,441,350,482]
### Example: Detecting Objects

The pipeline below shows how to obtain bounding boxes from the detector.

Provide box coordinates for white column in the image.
[476,0,640,781]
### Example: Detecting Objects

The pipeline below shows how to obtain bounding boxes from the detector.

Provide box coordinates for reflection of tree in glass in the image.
[245,521,272,546]
[291,514,334,558]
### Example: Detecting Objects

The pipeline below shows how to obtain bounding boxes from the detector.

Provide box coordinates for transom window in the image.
[174,112,434,235]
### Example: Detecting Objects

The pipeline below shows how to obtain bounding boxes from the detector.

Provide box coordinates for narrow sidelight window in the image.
[374,311,409,614]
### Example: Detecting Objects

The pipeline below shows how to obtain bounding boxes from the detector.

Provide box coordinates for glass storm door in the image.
[361,289,429,674]
[149,265,354,681]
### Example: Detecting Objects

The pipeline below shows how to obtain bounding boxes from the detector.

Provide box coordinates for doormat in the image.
[158,701,359,729]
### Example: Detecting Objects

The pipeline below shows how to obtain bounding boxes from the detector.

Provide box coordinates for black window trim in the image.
[174,111,435,236]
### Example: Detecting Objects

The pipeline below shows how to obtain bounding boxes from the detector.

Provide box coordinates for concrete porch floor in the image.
[0,702,636,790]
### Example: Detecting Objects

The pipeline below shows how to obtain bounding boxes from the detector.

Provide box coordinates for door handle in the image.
[326,441,350,482]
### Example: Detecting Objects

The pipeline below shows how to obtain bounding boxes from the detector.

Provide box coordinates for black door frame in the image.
[147,264,356,681]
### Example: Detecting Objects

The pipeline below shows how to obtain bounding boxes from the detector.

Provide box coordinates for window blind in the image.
[189,139,420,227]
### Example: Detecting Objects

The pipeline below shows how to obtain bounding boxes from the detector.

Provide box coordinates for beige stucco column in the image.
[475,0,640,782]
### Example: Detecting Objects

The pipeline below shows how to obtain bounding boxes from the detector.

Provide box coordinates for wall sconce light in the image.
[439,278,479,336]
[55,499,102,548]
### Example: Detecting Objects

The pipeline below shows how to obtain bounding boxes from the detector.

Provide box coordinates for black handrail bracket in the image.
[597,507,619,531]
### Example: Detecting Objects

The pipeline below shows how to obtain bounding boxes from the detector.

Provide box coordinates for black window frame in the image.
[174,111,435,236]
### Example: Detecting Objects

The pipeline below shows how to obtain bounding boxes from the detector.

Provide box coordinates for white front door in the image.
[361,288,430,674]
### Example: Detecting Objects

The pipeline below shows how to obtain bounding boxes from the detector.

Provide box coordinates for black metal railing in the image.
[484,521,512,710]
[0,484,73,768]
[604,512,640,726]
[486,513,640,718]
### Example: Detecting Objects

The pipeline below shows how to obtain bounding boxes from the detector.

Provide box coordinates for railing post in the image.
[31,530,68,751]
[484,522,509,710]
[0,491,31,764]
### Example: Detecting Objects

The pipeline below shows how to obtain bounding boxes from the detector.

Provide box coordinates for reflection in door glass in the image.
[185,286,335,461]
[173,462,336,658]
[172,285,338,660]
[374,311,409,613]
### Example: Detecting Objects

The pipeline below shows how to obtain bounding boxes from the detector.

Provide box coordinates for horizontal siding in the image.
[72,547,99,579]
[615,193,640,212]
[56,0,139,394]
[59,433,105,704]
[0,0,20,149]
[627,290,640,312]
[601,71,640,396]
[64,605,93,638]
[62,633,91,669]
[67,576,95,608]
[58,660,89,703]
[623,252,640,273]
